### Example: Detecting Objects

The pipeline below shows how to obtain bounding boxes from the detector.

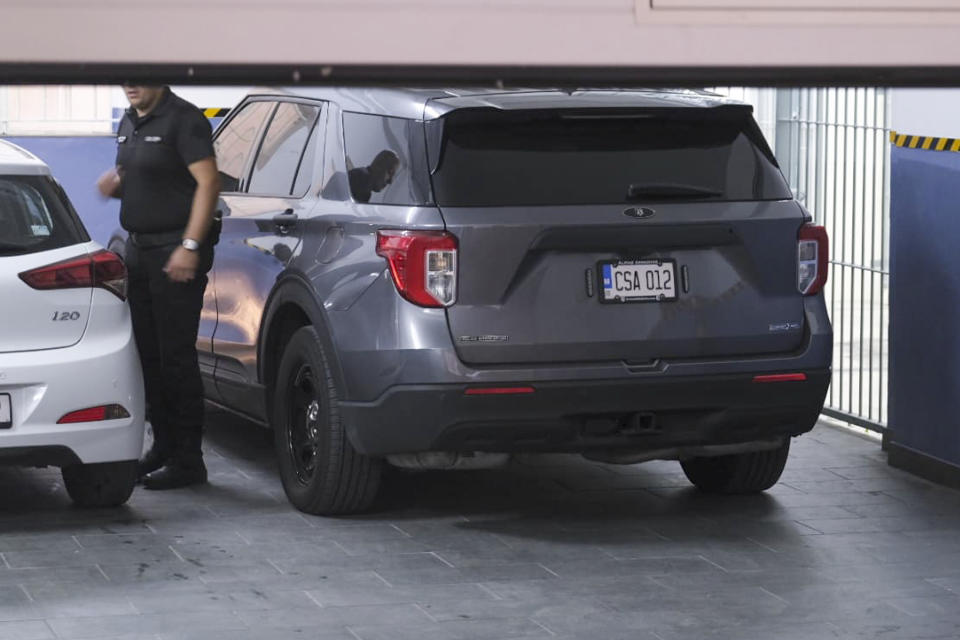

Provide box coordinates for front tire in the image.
[62,461,137,507]
[680,439,790,494]
[272,326,382,515]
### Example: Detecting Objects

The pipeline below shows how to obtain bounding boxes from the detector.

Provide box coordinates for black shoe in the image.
[142,460,208,490]
[137,447,169,480]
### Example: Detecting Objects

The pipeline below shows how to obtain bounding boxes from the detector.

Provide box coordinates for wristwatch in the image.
[181,238,200,251]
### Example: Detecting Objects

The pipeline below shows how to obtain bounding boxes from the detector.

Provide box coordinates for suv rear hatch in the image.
[426,101,807,365]
[0,175,94,353]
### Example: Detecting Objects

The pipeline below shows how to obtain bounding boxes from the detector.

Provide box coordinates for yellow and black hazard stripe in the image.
[203,108,231,118]
[890,131,960,152]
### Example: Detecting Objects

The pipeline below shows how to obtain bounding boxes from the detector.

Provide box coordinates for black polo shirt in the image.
[116,88,215,233]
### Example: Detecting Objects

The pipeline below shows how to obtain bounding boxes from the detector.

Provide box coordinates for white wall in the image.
[0,86,114,135]
[0,85,251,135]
[10,84,774,137]
[110,86,251,112]
[707,87,778,147]
[891,90,960,138]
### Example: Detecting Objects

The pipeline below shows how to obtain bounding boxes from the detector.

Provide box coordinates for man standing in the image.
[98,84,220,490]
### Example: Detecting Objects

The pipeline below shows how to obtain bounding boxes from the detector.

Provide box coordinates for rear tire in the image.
[62,461,137,507]
[272,326,382,515]
[680,439,790,494]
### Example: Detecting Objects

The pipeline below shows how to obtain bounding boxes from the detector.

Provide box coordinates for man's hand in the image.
[96,167,123,199]
[163,246,200,282]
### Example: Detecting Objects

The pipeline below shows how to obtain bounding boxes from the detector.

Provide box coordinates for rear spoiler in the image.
[424,104,766,175]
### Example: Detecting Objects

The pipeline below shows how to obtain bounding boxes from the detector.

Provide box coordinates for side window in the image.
[19,186,54,234]
[320,105,350,201]
[292,119,320,197]
[213,100,275,193]
[248,102,321,196]
[0,181,50,240]
[0,176,86,256]
[342,112,430,205]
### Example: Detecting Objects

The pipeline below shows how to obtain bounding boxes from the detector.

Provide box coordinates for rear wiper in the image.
[626,182,722,200]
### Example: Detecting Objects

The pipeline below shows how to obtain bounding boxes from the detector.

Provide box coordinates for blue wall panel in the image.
[889,146,960,468]
[4,136,122,247]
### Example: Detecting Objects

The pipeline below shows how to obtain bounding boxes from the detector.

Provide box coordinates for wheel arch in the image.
[259,273,347,421]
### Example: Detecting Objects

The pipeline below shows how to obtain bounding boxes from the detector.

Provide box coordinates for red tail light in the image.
[798,224,829,296]
[57,404,130,424]
[376,230,457,308]
[19,249,127,300]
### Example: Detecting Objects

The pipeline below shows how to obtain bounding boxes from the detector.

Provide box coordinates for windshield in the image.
[427,108,792,207]
[0,176,87,256]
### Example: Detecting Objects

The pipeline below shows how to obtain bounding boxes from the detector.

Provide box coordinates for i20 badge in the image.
[623,207,655,219]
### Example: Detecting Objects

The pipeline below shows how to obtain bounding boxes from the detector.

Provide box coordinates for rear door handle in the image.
[273,209,298,232]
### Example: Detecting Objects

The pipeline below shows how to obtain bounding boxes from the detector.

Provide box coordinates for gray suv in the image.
[202,88,831,515]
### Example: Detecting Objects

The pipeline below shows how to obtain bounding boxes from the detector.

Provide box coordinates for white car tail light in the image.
[798,224,829,296]
[18,249,127,300]
[376,230,458,307]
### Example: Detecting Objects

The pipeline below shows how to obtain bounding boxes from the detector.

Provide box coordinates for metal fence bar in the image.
[857,88,872,417]
[880,89,891,426]
[839,88,849,416]
[774,86,890,433]
[829,88,840,412]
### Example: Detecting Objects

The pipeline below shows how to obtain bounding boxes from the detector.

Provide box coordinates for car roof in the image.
[242,87,746,120]
[0,140,50,176]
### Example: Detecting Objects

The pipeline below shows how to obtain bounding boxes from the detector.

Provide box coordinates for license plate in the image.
[0,393,11,429]
[599,260,678,303]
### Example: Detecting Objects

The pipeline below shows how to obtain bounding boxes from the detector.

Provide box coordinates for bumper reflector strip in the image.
[464,386,536,396]
[57,404,131,424]
[753,373,808,383]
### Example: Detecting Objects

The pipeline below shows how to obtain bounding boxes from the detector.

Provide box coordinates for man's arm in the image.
[163,157,220,283]
[96,167,123,199]
[183,157,220,246]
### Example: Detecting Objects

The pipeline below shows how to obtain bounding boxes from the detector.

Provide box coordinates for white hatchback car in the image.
[0,140,144,507]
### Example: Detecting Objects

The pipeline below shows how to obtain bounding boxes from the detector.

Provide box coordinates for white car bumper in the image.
[0,292,145,466]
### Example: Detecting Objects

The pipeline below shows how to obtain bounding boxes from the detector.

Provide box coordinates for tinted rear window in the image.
[0,176,87,256]
[342,112,431,206]
[428,108,792,207]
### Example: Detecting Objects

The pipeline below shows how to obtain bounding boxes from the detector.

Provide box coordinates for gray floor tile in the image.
[126,587,316,614]
[0,621,55,640]
[0,417,959,640]
[161,629,353,640]
[416,595,611,623]
[375,562,557,586]
[234,603,431,629]
[47,611,246,639]
[348,617,552,640]
[306,581,497,607]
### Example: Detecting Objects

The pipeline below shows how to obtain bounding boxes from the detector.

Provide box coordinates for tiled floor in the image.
[2,414,960,640]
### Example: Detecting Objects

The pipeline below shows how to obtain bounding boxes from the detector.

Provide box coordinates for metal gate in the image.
[774,88,890,433]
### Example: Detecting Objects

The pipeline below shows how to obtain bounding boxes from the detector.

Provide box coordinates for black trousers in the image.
[126,235,213,466]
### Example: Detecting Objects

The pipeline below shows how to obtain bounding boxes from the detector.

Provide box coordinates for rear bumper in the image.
[340,369,830,456]
[0,299,145,466]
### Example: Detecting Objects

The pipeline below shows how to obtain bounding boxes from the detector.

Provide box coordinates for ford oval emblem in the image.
[623,207,655,219]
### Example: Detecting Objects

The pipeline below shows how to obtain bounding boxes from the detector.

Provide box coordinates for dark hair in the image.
[370,150,400,172]
[121,81,166,89]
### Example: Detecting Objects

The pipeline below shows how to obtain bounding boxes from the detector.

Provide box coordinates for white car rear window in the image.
[0,176,87,256]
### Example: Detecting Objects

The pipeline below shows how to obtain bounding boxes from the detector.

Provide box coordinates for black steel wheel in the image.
[285,363,323,485]
[272,326,382,515]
